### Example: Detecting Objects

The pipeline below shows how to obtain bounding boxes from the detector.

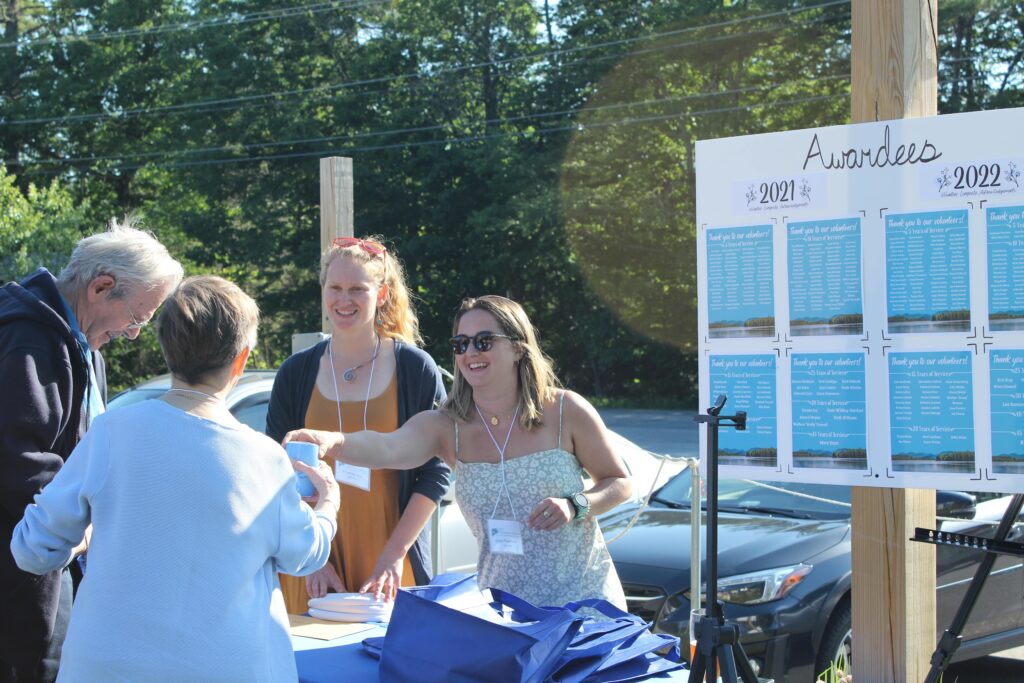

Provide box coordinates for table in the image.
[293,627,384,683]
[292,627,691,683]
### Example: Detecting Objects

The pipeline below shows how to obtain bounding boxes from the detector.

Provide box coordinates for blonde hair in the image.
[318,235,422,346]
[441,295,560,429]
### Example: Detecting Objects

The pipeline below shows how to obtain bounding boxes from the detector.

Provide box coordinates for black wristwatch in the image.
[567,492,590,521]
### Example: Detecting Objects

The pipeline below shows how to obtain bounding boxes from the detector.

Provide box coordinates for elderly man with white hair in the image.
[0,216,183,683]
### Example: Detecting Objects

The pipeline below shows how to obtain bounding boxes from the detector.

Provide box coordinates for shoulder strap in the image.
[453,420,461,458]
[557,390,565,449]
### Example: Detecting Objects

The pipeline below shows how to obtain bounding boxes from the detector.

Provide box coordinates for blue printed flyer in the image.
[791,353,867,470]
[885,209,970,333]
[787,218,862,336]
[708,355,777,467]
[987,206,1024,332]
[889,351,975,472]
[706,226,774,338]
[990,350,1024,474]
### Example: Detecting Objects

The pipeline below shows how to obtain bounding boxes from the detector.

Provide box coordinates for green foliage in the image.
[1,0,1021,402]
[815,653,852,683]
[933,309,971,321]
[0,164,88,282]
[938,451,976,462]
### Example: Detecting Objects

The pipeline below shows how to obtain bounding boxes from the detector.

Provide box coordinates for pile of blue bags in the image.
[361,574,685,683]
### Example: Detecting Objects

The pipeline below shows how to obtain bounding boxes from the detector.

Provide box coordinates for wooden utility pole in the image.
[850,2,938,681]
[319,157,354,333]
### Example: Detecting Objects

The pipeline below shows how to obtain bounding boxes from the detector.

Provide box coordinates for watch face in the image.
[571,492,590,518]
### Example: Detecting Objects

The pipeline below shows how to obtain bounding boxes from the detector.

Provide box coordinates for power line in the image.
[7,74,850,168]
[0,0,389,50]
[80,11,847,126]
[0,0,851,127]
[21,92,850,176]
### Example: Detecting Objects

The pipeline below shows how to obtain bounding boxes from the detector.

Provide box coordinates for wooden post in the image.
[319,157,354,333]
[850,2,938,681]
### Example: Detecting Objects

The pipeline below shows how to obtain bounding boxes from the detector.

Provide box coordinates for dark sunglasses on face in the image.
[450,331,513,355]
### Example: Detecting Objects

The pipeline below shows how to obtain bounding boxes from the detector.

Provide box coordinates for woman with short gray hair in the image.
[11,276,340,682]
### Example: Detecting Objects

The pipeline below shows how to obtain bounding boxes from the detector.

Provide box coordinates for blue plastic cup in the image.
[286,441,320,497]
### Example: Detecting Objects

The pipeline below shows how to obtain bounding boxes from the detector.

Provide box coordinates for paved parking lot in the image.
[598,408,699,459]
[599,408,1024,681]
[945,645,1024,681]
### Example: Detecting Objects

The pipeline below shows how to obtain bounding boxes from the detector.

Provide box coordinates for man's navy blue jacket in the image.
[0,269,106,671]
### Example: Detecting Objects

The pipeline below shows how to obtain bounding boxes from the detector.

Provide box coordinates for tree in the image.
[0,164,87,282]
[939,1,1024,113]
[1,0,1020,404]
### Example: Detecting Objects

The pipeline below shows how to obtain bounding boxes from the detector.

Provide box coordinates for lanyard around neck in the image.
[328,337,378,433]
[477,402,521,520]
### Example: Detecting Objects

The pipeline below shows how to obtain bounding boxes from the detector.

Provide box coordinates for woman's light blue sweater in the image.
[11,400,336,682]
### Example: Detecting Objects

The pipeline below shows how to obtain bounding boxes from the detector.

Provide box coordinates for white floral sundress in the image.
[453,393,627,610]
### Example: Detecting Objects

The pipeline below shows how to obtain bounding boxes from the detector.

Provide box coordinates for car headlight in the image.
[684,563,813,605]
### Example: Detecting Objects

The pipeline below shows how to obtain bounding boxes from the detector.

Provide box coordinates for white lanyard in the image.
[328,337,378,490]
[477,402,521,521]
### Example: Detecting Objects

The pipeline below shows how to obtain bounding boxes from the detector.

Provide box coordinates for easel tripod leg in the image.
[922,493,1024,683]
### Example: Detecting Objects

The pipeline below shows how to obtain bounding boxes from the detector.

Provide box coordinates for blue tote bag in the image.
[378,588,583,683]
[491,592,683,683]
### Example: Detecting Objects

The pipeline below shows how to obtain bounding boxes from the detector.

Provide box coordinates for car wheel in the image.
[814,599,852,679]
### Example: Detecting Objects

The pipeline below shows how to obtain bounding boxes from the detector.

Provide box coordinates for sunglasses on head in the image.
[450,331,513,355]
[332,237,387,258]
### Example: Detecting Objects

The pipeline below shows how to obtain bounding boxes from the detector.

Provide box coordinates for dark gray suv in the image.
[600,470,1024,682]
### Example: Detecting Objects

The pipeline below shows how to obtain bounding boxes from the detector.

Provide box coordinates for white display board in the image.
[695,107,1024,493]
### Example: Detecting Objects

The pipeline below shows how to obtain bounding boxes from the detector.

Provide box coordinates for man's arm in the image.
[0,343,73,519]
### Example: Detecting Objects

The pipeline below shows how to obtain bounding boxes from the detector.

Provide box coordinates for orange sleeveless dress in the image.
[277,374,415,615]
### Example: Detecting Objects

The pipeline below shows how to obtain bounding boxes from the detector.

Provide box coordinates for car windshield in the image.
[652,470,852,521]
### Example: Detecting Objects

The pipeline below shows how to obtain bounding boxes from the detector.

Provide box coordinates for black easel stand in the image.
[915,492,1024,683]
[690,395,759,683]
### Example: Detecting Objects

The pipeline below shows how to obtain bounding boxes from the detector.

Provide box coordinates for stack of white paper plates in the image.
[307,592,393,622]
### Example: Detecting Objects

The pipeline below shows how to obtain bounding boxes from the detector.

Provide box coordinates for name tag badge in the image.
[335,461,372,491]
[487,518,524,555]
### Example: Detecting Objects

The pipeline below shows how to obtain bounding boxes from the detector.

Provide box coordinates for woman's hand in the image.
[305,563,346,599]
[71,524,93,557]
[527,497,573,531]
[292,459,340,516]
[283,428,344,459]
[360,552,404,602]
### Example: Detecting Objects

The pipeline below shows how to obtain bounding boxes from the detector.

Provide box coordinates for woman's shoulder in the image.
[393,341,444,392]
[228,425,290,465]
[550,389,600,422]
[393,340,439,369]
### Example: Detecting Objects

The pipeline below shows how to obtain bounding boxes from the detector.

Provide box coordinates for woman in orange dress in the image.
[266,237,450,611]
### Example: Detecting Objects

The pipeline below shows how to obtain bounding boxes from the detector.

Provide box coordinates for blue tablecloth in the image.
[293,626,385,683]
[292,627,690,683]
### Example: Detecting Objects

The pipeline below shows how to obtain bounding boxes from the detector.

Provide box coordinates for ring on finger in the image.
[543,509,551,518]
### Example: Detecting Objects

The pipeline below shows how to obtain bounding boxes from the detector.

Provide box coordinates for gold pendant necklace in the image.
[485,408,514,427]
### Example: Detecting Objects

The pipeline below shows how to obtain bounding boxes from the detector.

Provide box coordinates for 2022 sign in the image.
[924,159,1022,200]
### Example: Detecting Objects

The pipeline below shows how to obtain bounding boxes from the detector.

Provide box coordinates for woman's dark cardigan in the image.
[266,339,451,585]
